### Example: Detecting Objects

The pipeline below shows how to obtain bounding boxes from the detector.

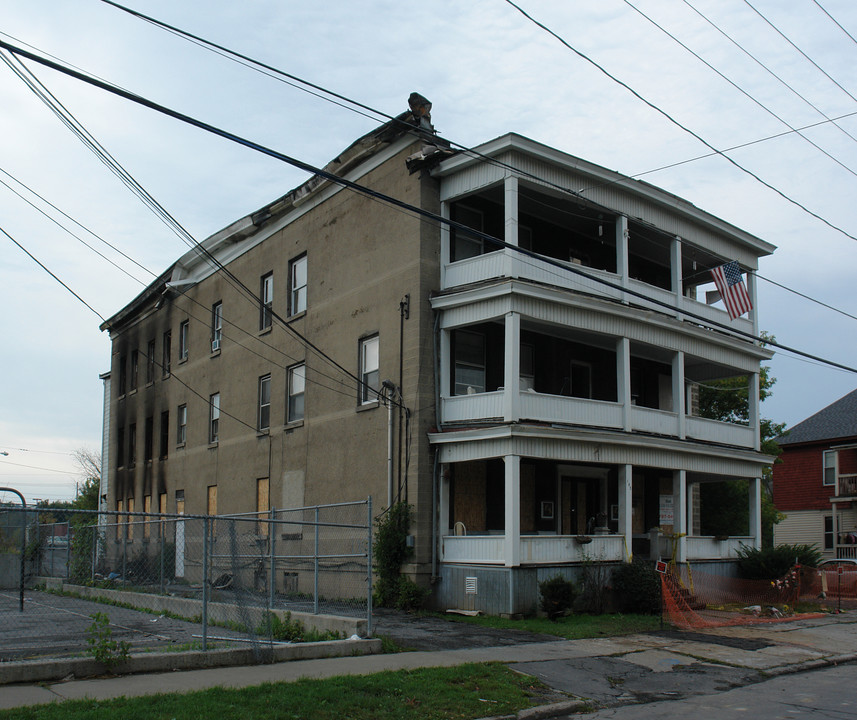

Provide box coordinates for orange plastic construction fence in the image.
[661,564,827,630]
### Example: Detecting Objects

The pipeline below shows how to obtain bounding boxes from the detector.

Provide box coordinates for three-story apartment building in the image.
[101,96,775,614]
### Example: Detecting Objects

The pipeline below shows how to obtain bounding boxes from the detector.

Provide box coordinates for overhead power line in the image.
[622,0,857,179]
[813,0,857,48]
[1,39,854,378]
[501,0,857,246]
[1,225,106,321]
[744,0,857,105]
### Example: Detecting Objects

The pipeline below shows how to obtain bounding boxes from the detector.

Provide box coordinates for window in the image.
[209,393,220,443]
[451,204,484,262]
[824,450,837,487]
[260,272,273,331]
[179,320,189,361]
[144,416,153,463]
[158,493,167,537]
[256,478,270,538]
[162,331,171,377]
[359,335,380,404]
[128,423,137,467]
[570,361,593,399]
[289,254,307,315]
[207,485,218,534]
[118,354,127,396]
[143,495,152,540]
[288,363,306,422]
[211,302,223,352]
[126,497,135,541]
[825,515,837,550]
[116,500,123,541]
[177,404,187,445]
[146,339,156,384]
[159,411,169,460]
[520,343,535,391]
[454,331,485,395]
[117,426,125,468]
[258,374,271,431]
[130,350,139,391]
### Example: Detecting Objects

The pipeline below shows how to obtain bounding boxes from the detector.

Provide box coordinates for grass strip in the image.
[0,663,552,720]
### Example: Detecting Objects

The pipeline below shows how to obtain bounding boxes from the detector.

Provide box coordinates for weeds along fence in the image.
[0,499,373,659]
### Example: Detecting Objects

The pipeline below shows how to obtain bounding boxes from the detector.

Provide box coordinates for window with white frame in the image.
[260,272,273,331]
[289,254,307,316]
[209,393,220,443]
[179,320,189,361]
[211,302,223,352]
[453,330,485,395]
[824,450,837,486]
[177,404,187,445]
[520,343,535,391]
[288,363,305,422]
[359,335,380,404]
[825,515,837,550]
[258,374,271,431]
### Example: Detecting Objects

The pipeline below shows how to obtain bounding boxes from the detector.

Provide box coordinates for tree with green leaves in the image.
[697,336,784,546]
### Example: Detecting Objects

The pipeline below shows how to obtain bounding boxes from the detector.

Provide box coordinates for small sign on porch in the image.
[655,560,668,574]
[659,495,674,525]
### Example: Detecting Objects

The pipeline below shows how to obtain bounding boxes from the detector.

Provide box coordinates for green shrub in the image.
[735,543,823,580]
[85,612,130,667]
[575,559,609,615]
[611,559,661,614]
[538,574,577,619]
[373,503,426,612]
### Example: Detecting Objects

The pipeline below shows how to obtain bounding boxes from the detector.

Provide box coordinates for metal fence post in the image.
[122,535,127,588]
[367,496,373,637]
[268,507,276,609]
[313,505,319,615]
[202,516,209,652]
[91,523,97,583]
[160,525,166,594]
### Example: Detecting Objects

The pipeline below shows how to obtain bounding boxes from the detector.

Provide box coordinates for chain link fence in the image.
[0,499,373,664]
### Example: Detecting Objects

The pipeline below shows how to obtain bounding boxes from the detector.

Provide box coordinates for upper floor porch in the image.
[435,136,775,337]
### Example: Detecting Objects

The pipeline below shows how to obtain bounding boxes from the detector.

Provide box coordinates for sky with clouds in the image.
[1,0,856,503]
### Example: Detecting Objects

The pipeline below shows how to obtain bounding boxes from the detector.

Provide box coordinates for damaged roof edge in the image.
[99,264,176,333]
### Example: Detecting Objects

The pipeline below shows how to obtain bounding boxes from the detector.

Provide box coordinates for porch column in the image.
[440,201,450,288]
[747,270,759,337]
[439,464,450,542]
[673,351,685,439]
[504,312,521,422]
[671,236,682,316]
[749,372,761,451]
[617,338,631,431]
[619,464,633,562]
[617,215,629,302]
[749,477,762,549]
[439,327,451,399]
[673,470,687,563]
[687,481,699,536]
[504,173,519,280]
[504,455,521,567]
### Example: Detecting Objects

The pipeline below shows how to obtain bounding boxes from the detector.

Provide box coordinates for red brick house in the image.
[773,389,857,558]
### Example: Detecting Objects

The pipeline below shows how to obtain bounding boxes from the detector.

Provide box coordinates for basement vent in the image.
[465,576,478,595]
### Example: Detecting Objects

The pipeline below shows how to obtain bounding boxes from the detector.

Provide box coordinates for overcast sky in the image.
[2,0,856,503]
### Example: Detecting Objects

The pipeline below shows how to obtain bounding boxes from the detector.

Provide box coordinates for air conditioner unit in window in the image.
[211,339,221,352]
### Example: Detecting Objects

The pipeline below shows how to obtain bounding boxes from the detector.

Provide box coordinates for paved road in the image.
[552,662,856,719]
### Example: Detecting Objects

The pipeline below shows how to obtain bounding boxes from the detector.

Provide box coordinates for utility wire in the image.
[756,273,857,322]
[812,0,857,48]
[1,44,405,411]
[681,0,857,146]
[744,0,857,105]
[622,0,857,178]
[502,0,857,246]
[1,225,106,321]
[0,169,150,285]
[2,35,855,378]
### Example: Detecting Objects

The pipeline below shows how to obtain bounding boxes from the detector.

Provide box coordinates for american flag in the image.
[711,261,752,320]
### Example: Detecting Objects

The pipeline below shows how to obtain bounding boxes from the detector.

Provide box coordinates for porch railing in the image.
[836,474,857,498]
[441,533,625,565]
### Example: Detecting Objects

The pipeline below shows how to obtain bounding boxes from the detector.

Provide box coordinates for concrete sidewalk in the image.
[2,613,856,714]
